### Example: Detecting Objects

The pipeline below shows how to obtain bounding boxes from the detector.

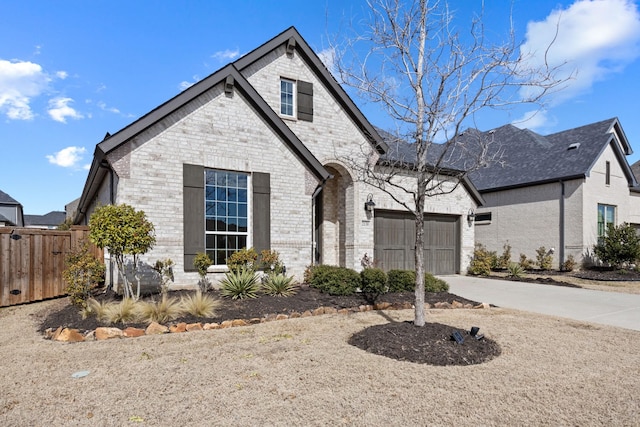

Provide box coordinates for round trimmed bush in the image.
[309,265,360,296]
[360,268,387,303]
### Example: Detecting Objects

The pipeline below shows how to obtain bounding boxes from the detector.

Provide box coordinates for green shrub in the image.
[226,247,258,273]
[386,269,448,292]
[387,269,415,292]
[193,253,212,278]
[507,262,524,278]
[360,268,387,303]
[308,265,361,296]
[219,269,261,299]
[468,244,495,276]
[594,223,640,268]
[535,246,553,270]
[562,254,577,272]
[259,249,285,275]
[518,253,535,270]
[495,243,512,270]
[262,273,298,297]
[152,258,174,297]
[424,273,449,292]
[63,242,105,308]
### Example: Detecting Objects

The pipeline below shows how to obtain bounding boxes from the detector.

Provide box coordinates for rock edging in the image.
[44,300,490,343]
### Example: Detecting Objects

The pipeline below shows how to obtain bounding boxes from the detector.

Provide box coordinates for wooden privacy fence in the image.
[0,226,103,307]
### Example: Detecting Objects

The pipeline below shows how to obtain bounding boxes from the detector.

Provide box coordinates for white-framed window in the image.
[205,169,249,266]
[597,204,615,243]
[280,78,295,117]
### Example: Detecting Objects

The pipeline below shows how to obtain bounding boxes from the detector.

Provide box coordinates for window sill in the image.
[207,266,229,274]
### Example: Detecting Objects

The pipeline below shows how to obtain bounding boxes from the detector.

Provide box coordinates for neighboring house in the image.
[463,118,639,269]
[74,27,481,289]
[24,211,67,229]
[0,190,24,227]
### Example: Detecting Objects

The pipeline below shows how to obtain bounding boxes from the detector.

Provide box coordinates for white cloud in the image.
[178,75,201,91]
[47,97,83,123]
[0,59,51,120]
[520,0,640,102]
[97,101,120,114]
[511,110,558,131]
[317,47,338,78]
[46,146,86,168]
[212,48,240,62]
[55,71,68,79]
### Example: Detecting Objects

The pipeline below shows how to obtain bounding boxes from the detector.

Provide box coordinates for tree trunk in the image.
[414,208,426,326]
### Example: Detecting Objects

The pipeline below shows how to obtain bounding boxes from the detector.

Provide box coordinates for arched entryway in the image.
[315,164,354,267]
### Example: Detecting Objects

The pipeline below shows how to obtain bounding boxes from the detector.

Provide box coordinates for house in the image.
[24,211,67,229]
[0,190,24,227]
[462,117,639,269]
[74,27,481,289]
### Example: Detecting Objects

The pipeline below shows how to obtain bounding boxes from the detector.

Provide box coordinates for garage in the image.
[373,210,460,275]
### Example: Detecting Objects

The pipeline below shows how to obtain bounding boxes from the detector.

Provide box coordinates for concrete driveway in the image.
[441,275,640,331]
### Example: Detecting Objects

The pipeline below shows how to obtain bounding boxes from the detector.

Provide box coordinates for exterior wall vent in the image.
[568,142,580,150]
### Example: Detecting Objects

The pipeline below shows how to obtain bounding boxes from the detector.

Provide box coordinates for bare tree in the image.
[332,0,569,326]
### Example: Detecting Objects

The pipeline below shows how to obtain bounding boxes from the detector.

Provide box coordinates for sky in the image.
[1,0,640,215]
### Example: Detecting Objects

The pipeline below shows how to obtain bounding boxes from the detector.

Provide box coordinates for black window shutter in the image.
[297,80,313,122]
[183,164,204,272]
[252,172,271,254]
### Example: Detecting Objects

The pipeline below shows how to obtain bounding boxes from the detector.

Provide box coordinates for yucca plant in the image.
[262,273,298,297]
[219,269,261,299]
[180,291,220,318]
[507,262,524,278]
[137,297,183,324]
[102,298,141,324]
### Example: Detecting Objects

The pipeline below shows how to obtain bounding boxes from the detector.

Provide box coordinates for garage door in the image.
[374,210,460,275]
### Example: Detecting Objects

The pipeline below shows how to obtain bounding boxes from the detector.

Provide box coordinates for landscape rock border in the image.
[44,300,491,343]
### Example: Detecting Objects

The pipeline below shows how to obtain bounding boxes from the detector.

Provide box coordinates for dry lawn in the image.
[1,298,639,426]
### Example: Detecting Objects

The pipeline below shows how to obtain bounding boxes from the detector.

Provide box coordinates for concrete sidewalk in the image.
[441,275,640,331]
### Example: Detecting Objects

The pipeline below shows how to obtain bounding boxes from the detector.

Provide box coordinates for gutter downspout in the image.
[559,180,565,270]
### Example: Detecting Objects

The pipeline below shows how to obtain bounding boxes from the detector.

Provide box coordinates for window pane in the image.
[204,168,249,265]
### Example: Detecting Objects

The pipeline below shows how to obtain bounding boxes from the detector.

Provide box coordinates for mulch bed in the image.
[38,286,501,366]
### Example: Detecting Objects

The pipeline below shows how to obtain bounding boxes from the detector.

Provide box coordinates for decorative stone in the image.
[220,320,233,328]
[145,322,169,335]
[337,309,350,315]
[51,326,63,340]
[231,319,249,327]
[263,314,277,322]
[95,327,124,340]
[289,312,301,318]
[451,300,464,309]
[186,323,203,331]
[123,327,145,338]
[359,305,373,312]
[464,303,473,309]
[312,307,325,316]
[300,310,312,318]
[170,323,187,333]
[203,323,220,330]
[474,302,491,309]
[275,314,289,321]
[248,318,262,324]
[54,328,85,342]
[434,302,452,309]
[84,330,95,341]
[324,307,338,314]
[424,303,432,309]
[374,302,391,310]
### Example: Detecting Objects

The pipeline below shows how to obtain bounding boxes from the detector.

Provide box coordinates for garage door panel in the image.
[374,211,459,275]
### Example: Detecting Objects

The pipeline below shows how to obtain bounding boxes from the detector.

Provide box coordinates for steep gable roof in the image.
[375,128,485,206]
[465,118,637,192]
[24,211,66,227]
[77,27,387,223]
[234,26,387,154]
[0,190,20,205]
